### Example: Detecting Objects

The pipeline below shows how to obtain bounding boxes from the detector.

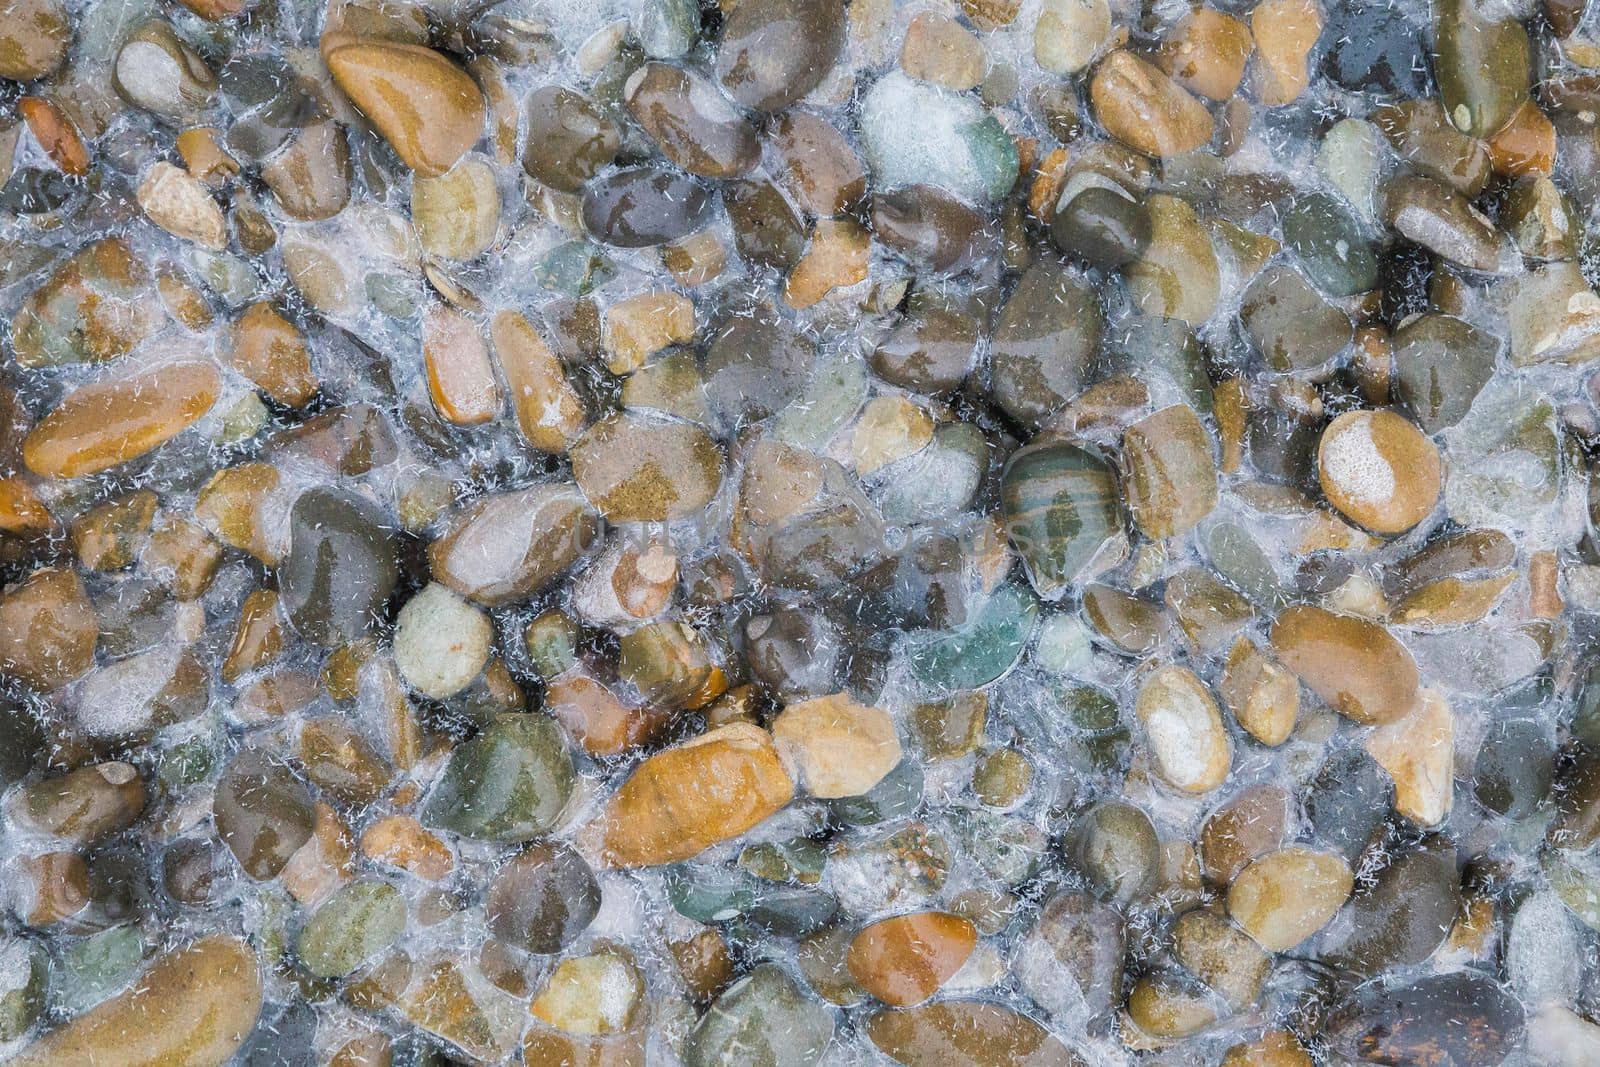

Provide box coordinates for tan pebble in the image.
[1219,637,1299,745]
[25,360,221,478]
[232,302,319,407]
[361,814,455,881]
[530,947,644,1035]
[1135,665,1232,793]
[137,161,226,249]
[1160,7,1253,101]
[1228,847,1353,951]
[602,290,697,375]
[772,692,903,799]
[423,303,500,426]
[1270,604,1418,725]
[176,127,239,185]
[0,567,97,690]
[11,936,262,1067]
[1317,409,1441,534]
[590,722,794,867]
[785,217,870,309]
[1529,549,1563,618]
[491,309,585,453]
[903,11,987,90]
[1250,0,1322,105]
[850,395,935,476]
[1364,688,1454,827]
[1091,50,1214,158]
[412,157,500,260]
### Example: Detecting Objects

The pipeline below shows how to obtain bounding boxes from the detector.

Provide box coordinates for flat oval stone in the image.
[412,157,499,260]
[325,40,484,177]
[297,880,406,977]
[571,412,723,522]
[870,184,993,274]
[990,262,1103,427]
[423,714,575,842]
[1282,192,1380,297]
[11,937,261,1067]
[581,165,713,248]
[864,1000,1086,1067]
[1383,174,1513,274]
[24,360,220,479]
[1317,409,1441,534]
[1240,262,1352,376]
[1067,800,1160,904]
[1014,891,1124,1021]
[1328,971,1525,1066]
[1135,665,1232,793]
[1316,841,1459,975]
[715,0,845,112]
[590,723,794,867]
[1229,847,1354,952]
[683,963,836,1067]
[1050,185,1151,269]
[873,291,978,393]
[278,486,398,646]
[486,841,600,954]
[626,62,759,180]
[213,747,316,880]
[1271,605,1418,725]
[430,484,597,606]
[1001,442,1124,600]
[523,86,619,193]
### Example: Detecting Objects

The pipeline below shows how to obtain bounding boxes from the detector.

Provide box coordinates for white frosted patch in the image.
[1145,705,1209,786]
[74,645,182,740]
[1323,416,1397,507]
[444,497,536,587]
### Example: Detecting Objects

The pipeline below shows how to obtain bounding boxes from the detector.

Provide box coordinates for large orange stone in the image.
[591,723,793,867]
[846,912,979,1006]
[325,40,484,178]
[23,361,221,478]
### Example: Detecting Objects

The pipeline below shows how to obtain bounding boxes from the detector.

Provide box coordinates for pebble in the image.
[1249,0,1321,105]
[1120,404,1217,539]
[412,157,499,260]
[715,0,845,113]
[523,86,620,192]
[429,484,596,605]
[589,723,794,867]
[904,11,987,89]
[1135,665,1232,793]
[847,911,977,1006]
[23,361,221,478]
[1434,0,1531,138]
[571,412,723,522]
[1271,605,1418,724]
[864,999,1084,1066]
[1228,847,1354,951]
[1091,51,1214,159]
[279,487,398,646]
[626,62,760,180]
[136,162,226,250]
[11,937,261,1067]
[1034,0,1112,76]
[11,237,161,368]
[231,301,318,407]
[325,40,484,177]
[1317,408,1441,533]
[582,165,714,247]
[392,583,492,699]
[0,568,96,690]
[0,0,68,81]
[1160,7,1253,101]
[773,692,903,798]
[683,963,835,1066]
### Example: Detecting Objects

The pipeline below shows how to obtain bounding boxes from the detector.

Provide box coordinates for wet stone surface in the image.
[0,0,1599,1063]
